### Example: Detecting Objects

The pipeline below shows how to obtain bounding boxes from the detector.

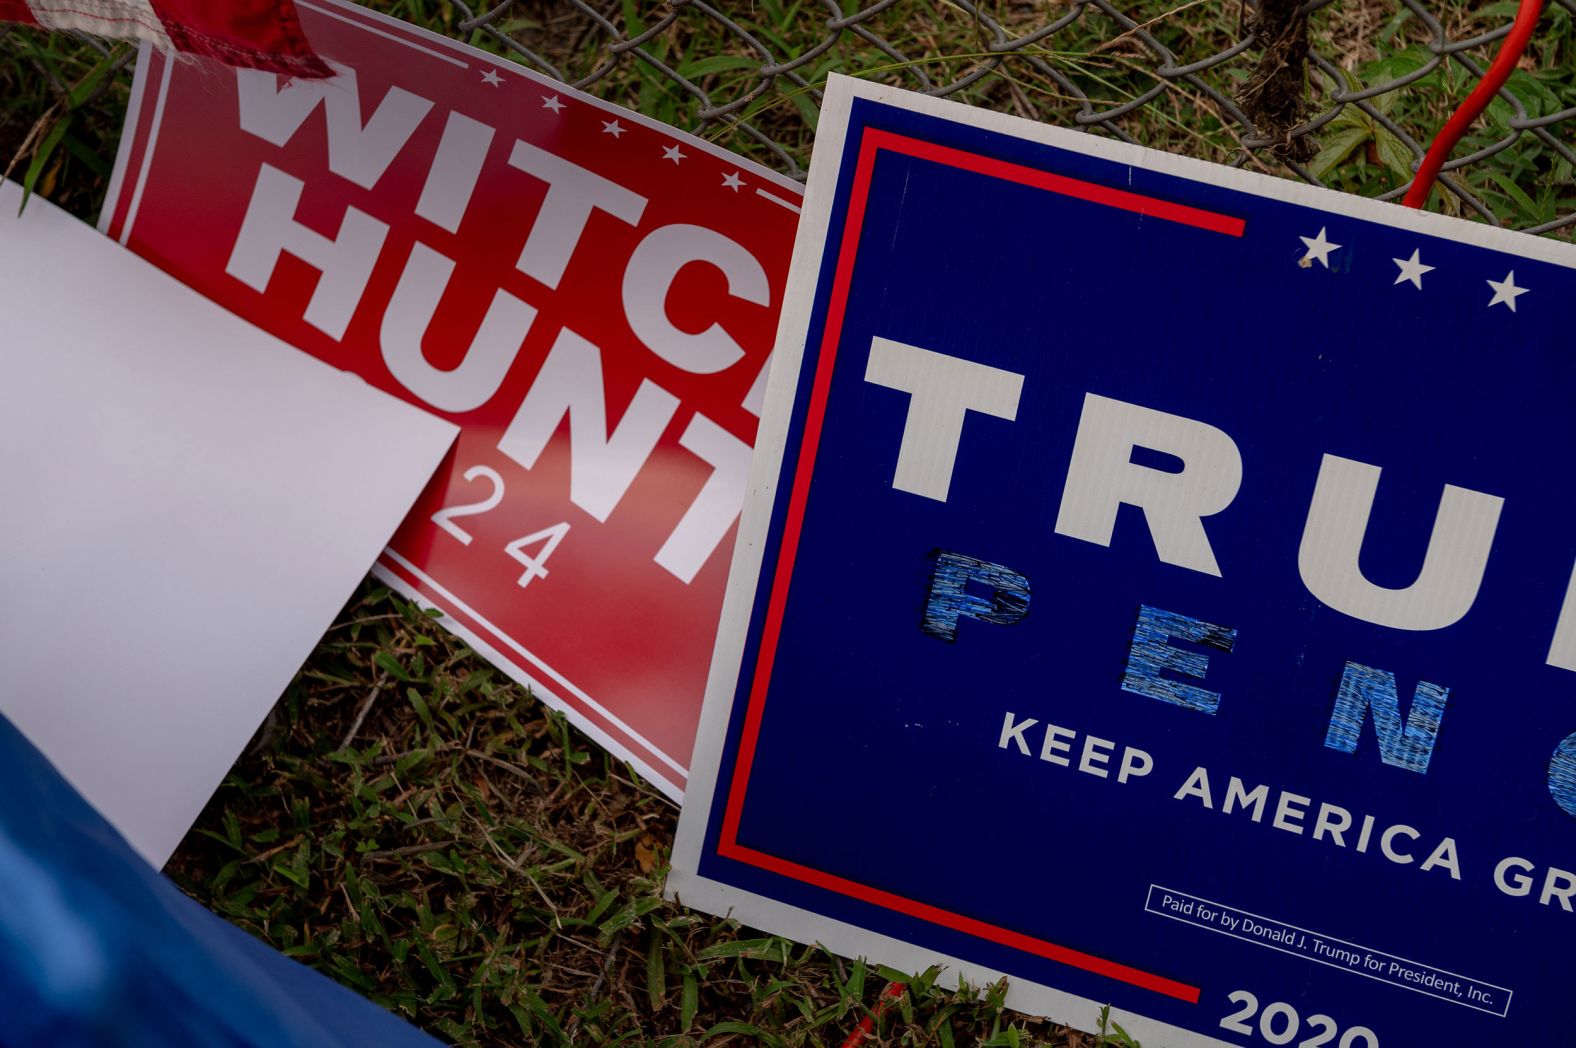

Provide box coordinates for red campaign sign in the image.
[101,0,803,798]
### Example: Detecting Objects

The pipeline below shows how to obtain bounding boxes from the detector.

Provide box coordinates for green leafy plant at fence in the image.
[1308,1,1576,225]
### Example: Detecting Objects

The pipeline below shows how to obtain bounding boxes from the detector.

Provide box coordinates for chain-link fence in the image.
[450,0,1576,235]
[3,0,1573,231]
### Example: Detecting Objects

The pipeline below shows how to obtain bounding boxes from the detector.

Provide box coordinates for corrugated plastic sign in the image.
[671,75,1576,1046]
[102,1,803,798]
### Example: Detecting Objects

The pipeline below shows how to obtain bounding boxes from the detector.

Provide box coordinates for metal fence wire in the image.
[452,0,1576,236]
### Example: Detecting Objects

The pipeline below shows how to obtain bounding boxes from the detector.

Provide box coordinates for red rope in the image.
[840,980,907,1048]
[1401,0,1546,209]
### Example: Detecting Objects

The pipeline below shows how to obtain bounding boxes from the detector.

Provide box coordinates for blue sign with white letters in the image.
[669,75,1576,1048]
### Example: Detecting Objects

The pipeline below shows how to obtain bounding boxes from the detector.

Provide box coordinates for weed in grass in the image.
[1094,1006,1142,1048]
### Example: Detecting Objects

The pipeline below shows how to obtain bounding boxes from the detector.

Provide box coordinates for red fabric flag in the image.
[5,0,329,77]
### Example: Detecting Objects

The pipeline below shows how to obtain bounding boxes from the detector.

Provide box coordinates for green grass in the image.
[5,2,1576,1044]
[168,581,1103,1047]
[0,26,130,214]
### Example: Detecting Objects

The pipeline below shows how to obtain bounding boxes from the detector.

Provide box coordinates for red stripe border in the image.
[374,552,686,794]
[717,127,1246,1005]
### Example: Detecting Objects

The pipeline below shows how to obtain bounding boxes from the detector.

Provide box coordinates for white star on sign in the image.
[1392,248,1434,289]
[722,171,744,191]
[1487,270,1528,312]
[1298,227,1341,269]
[602,119,626,138]
[662,144,686,164]
[480,68,503,87]
[541,95,564,113]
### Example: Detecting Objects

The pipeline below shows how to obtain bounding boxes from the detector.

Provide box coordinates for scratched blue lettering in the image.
[1324,661,1449,774]
[920,551,1030,642]
[1121,605,1237,714]
[1548,733,1576,818]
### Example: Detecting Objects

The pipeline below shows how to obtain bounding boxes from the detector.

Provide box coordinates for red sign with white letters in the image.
[102,0,803,798]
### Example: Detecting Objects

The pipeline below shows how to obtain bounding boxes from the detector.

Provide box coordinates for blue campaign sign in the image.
[668,75,1576,1046]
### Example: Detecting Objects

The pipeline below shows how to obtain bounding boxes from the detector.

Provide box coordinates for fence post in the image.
[1238,0,1313,161]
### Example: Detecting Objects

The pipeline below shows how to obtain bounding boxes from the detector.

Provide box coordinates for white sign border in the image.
[669,71,1576,1045]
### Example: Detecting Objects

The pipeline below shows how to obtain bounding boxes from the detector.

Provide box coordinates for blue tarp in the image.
[0,714,441,1047]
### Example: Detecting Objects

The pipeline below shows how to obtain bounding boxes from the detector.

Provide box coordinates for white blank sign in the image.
[0,182,457,865]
